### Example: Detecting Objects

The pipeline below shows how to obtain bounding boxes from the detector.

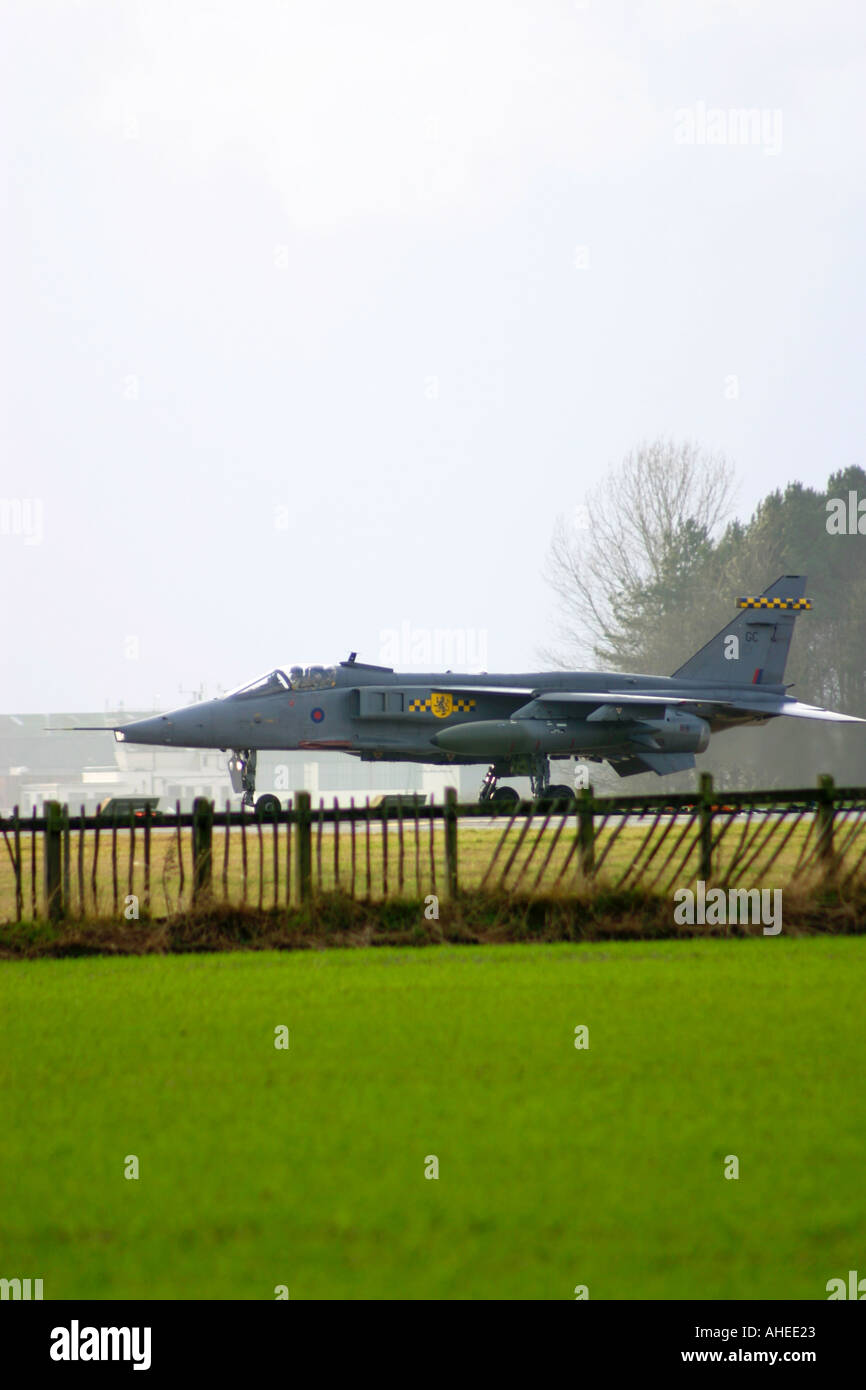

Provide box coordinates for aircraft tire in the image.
[255,794,282,818]
[542,784,575,807]
[489,785,519,810]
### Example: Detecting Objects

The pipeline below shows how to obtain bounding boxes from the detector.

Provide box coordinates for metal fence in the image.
[2,774,866,924]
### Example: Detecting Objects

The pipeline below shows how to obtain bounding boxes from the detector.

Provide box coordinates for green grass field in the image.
[2,938,864,1299]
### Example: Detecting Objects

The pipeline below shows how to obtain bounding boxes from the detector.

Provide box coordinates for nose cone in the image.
[117,702,216,747]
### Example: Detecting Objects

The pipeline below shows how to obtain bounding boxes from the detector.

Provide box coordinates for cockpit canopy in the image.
[226,666,337,699]
[288,664,338,690]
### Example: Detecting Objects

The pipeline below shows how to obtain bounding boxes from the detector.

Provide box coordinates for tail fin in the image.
[671,575,809,687]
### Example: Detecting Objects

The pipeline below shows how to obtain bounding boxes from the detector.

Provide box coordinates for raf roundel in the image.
[311,707,325,724]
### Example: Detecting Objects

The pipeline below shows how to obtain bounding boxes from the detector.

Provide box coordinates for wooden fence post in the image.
[296,790,312,902]
[444,787,458,898]
[816,773,835,872]
[577,785,595,876]
[192,797,213,904]
[44,799,64,921]
[62,803,71,911]
[143,807,152,916]
[13,805,22,921]
[699,772,714,881]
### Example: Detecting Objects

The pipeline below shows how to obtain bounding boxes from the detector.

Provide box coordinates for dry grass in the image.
[1,874,865,959]
[2,809,865,925]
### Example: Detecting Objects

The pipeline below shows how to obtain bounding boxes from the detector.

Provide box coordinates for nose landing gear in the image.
[227,750,283,816]
[228,748,258,810]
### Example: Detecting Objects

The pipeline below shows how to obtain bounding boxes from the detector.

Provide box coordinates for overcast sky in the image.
[2,0,865,711]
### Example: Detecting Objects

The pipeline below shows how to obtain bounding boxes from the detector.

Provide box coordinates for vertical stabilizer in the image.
[671,576,809,686]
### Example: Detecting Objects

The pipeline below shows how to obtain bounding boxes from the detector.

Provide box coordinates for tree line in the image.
[546,440,866,789]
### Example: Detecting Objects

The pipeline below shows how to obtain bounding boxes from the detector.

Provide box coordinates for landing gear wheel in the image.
[490,785,519,810]
[255,793,281,819]
[545,784,575,806]
[478,761,512,803]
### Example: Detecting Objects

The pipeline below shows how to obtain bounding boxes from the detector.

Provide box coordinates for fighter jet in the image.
[96,576,863,811]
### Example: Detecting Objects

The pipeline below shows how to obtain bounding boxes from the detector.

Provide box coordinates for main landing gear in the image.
[226,749,281,817]
[478,755,575,808]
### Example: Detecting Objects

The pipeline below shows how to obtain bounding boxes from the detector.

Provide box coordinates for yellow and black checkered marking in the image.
[408,694,477,714]
[737,597,812,610]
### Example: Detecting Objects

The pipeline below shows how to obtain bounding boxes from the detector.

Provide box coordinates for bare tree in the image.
[545,438,737,671]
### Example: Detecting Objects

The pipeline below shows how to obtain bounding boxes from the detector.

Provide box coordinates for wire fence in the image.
[2,774,865,923]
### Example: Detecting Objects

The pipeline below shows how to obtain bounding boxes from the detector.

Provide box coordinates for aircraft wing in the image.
[527,690,865,723]
[746,699,865,724]
[528,691,725,707]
